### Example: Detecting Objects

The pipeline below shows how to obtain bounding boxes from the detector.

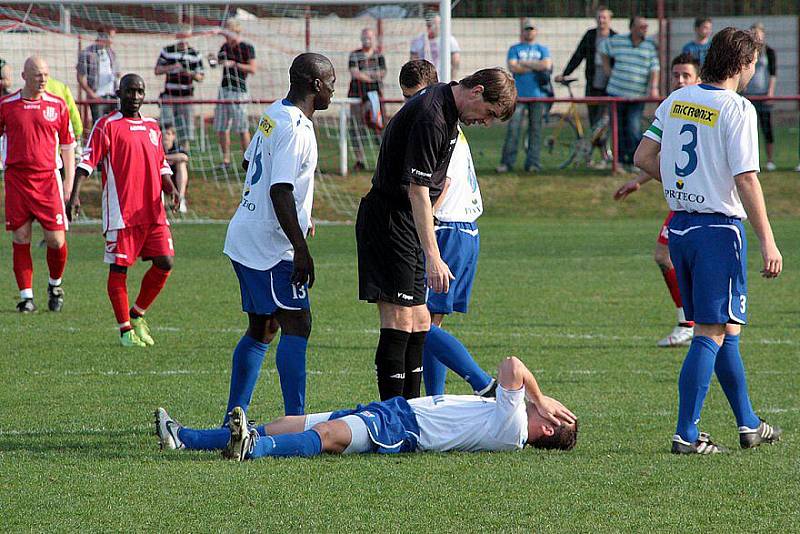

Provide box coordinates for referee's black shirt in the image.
[368,82,459,210]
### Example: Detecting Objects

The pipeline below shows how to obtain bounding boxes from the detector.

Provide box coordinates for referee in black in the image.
[356,65,517,400]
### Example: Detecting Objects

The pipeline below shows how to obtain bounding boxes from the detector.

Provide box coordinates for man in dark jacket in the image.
[555,6,616,133]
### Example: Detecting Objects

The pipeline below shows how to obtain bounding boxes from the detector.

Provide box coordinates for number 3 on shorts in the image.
[740,295,747,314]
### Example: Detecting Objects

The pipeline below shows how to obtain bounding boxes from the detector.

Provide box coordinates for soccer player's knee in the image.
[153,255,174,271]
[279,311,312,338]
[311,421,349,453]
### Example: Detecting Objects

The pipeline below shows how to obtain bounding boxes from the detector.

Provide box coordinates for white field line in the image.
[4,325,797,347]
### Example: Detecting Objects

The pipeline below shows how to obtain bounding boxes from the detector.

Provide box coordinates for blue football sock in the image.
[714,335,760,428]
[178,427,231,451]
[248,429,322,459]
[422,342,448,396]
[425,325,492,393]
[275,334,308,416]
[223,335,269,425]
[675,335,721,443]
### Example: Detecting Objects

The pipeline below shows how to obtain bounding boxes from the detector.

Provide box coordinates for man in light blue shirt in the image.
[681,17,713,66]
[497,18,552,173]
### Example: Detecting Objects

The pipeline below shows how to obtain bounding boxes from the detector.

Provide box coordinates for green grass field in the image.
[1,164,799,530]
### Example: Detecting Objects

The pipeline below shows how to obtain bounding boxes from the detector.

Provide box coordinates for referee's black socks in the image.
[375,328,410,400]
[403,331,427,400]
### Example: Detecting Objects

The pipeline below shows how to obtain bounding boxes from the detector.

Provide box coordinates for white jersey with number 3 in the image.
[224,99,317,271]
[643,84,759,219]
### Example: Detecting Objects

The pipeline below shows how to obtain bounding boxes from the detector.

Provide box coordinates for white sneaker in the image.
[657,325,694,347]
[223,406,258,461]
[765,161,776,171]
[178,197,188,214]
[495,164,509,173]
[154,407,184,450]
[794,163,800,172]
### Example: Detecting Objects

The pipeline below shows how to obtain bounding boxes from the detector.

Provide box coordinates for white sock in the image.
[49,277,62,287]
[20,288,33,300]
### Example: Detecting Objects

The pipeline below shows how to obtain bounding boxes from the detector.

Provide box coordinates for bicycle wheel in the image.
[542,112,580,170]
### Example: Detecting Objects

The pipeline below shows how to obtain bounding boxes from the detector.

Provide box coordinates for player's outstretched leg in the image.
[714,334,783,448]
[155,407,271,452]
[425,325,495,396]
[130,257,173,346]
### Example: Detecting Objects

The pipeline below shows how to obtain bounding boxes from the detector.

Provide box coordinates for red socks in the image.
[662,267,694,327]
[107,270,131,332]
[12,242,33,296]
[133,266,171,315]
[46,243,68,284]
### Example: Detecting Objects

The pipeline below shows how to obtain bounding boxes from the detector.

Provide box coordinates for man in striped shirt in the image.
[600,16,659,166]
[155,24,204,153]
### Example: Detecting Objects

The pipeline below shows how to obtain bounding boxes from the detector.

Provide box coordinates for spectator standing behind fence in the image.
[348,28,387,172]
[600,16,659,169]
[496,18,551,174]
[682,17,713,66]
[410,13,461,80]
[211,19,256,169]
[155,24,204,154]
[77,27,120,125]
[743,22,777,172]
[556,6,616,160]
[0,58,11,96]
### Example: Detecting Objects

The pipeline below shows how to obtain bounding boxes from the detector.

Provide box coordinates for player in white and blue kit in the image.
[635,28,782,454]
[155,356,577,459]
[399,60,495,397]
[212,54,335,432]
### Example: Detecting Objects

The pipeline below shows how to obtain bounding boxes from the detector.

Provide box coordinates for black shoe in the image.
[477,379,498,398]
[16,298,36,313]
[671,432,728,455]
[47,284,64,312]
[739,419,782,449]
[353,161,366,172]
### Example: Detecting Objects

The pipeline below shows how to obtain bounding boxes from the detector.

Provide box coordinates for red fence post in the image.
[610,100,619,173]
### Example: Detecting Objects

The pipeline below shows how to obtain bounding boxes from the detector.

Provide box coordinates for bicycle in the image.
[543,78,612,169]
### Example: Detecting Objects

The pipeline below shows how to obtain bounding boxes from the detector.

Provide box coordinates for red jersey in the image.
[0,90,75,176]
[78,112,172,233]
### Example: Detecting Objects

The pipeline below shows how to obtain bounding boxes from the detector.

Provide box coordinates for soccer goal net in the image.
[0,1,455,221]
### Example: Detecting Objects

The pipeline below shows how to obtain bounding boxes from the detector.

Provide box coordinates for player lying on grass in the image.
[155,356,577,460]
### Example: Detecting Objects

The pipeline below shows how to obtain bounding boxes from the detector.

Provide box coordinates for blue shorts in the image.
[668,212,747,325]
[231,259,310,315]
[330,396,420,453]
[427,221,480,314]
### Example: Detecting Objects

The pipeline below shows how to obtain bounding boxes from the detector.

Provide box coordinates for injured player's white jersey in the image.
[408,385,528,452]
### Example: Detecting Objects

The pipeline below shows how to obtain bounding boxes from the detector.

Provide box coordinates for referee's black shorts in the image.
[356,190,426,307]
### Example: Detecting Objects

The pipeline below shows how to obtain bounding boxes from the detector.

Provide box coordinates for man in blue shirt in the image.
[497,18,552,173]
[681,17,713,66]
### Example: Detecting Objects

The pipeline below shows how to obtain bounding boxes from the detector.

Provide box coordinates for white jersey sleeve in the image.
[485,385,528,447]
[725,98,759,177]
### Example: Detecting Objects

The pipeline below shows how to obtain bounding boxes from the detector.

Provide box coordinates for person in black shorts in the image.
[356,67,516,401]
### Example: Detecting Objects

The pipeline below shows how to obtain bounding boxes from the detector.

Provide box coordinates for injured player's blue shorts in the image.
[330,396,420,453]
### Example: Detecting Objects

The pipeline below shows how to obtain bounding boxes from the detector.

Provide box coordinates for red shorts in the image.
[4,168,67,232]
[104,224,174,267]
[657,211,675,245]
